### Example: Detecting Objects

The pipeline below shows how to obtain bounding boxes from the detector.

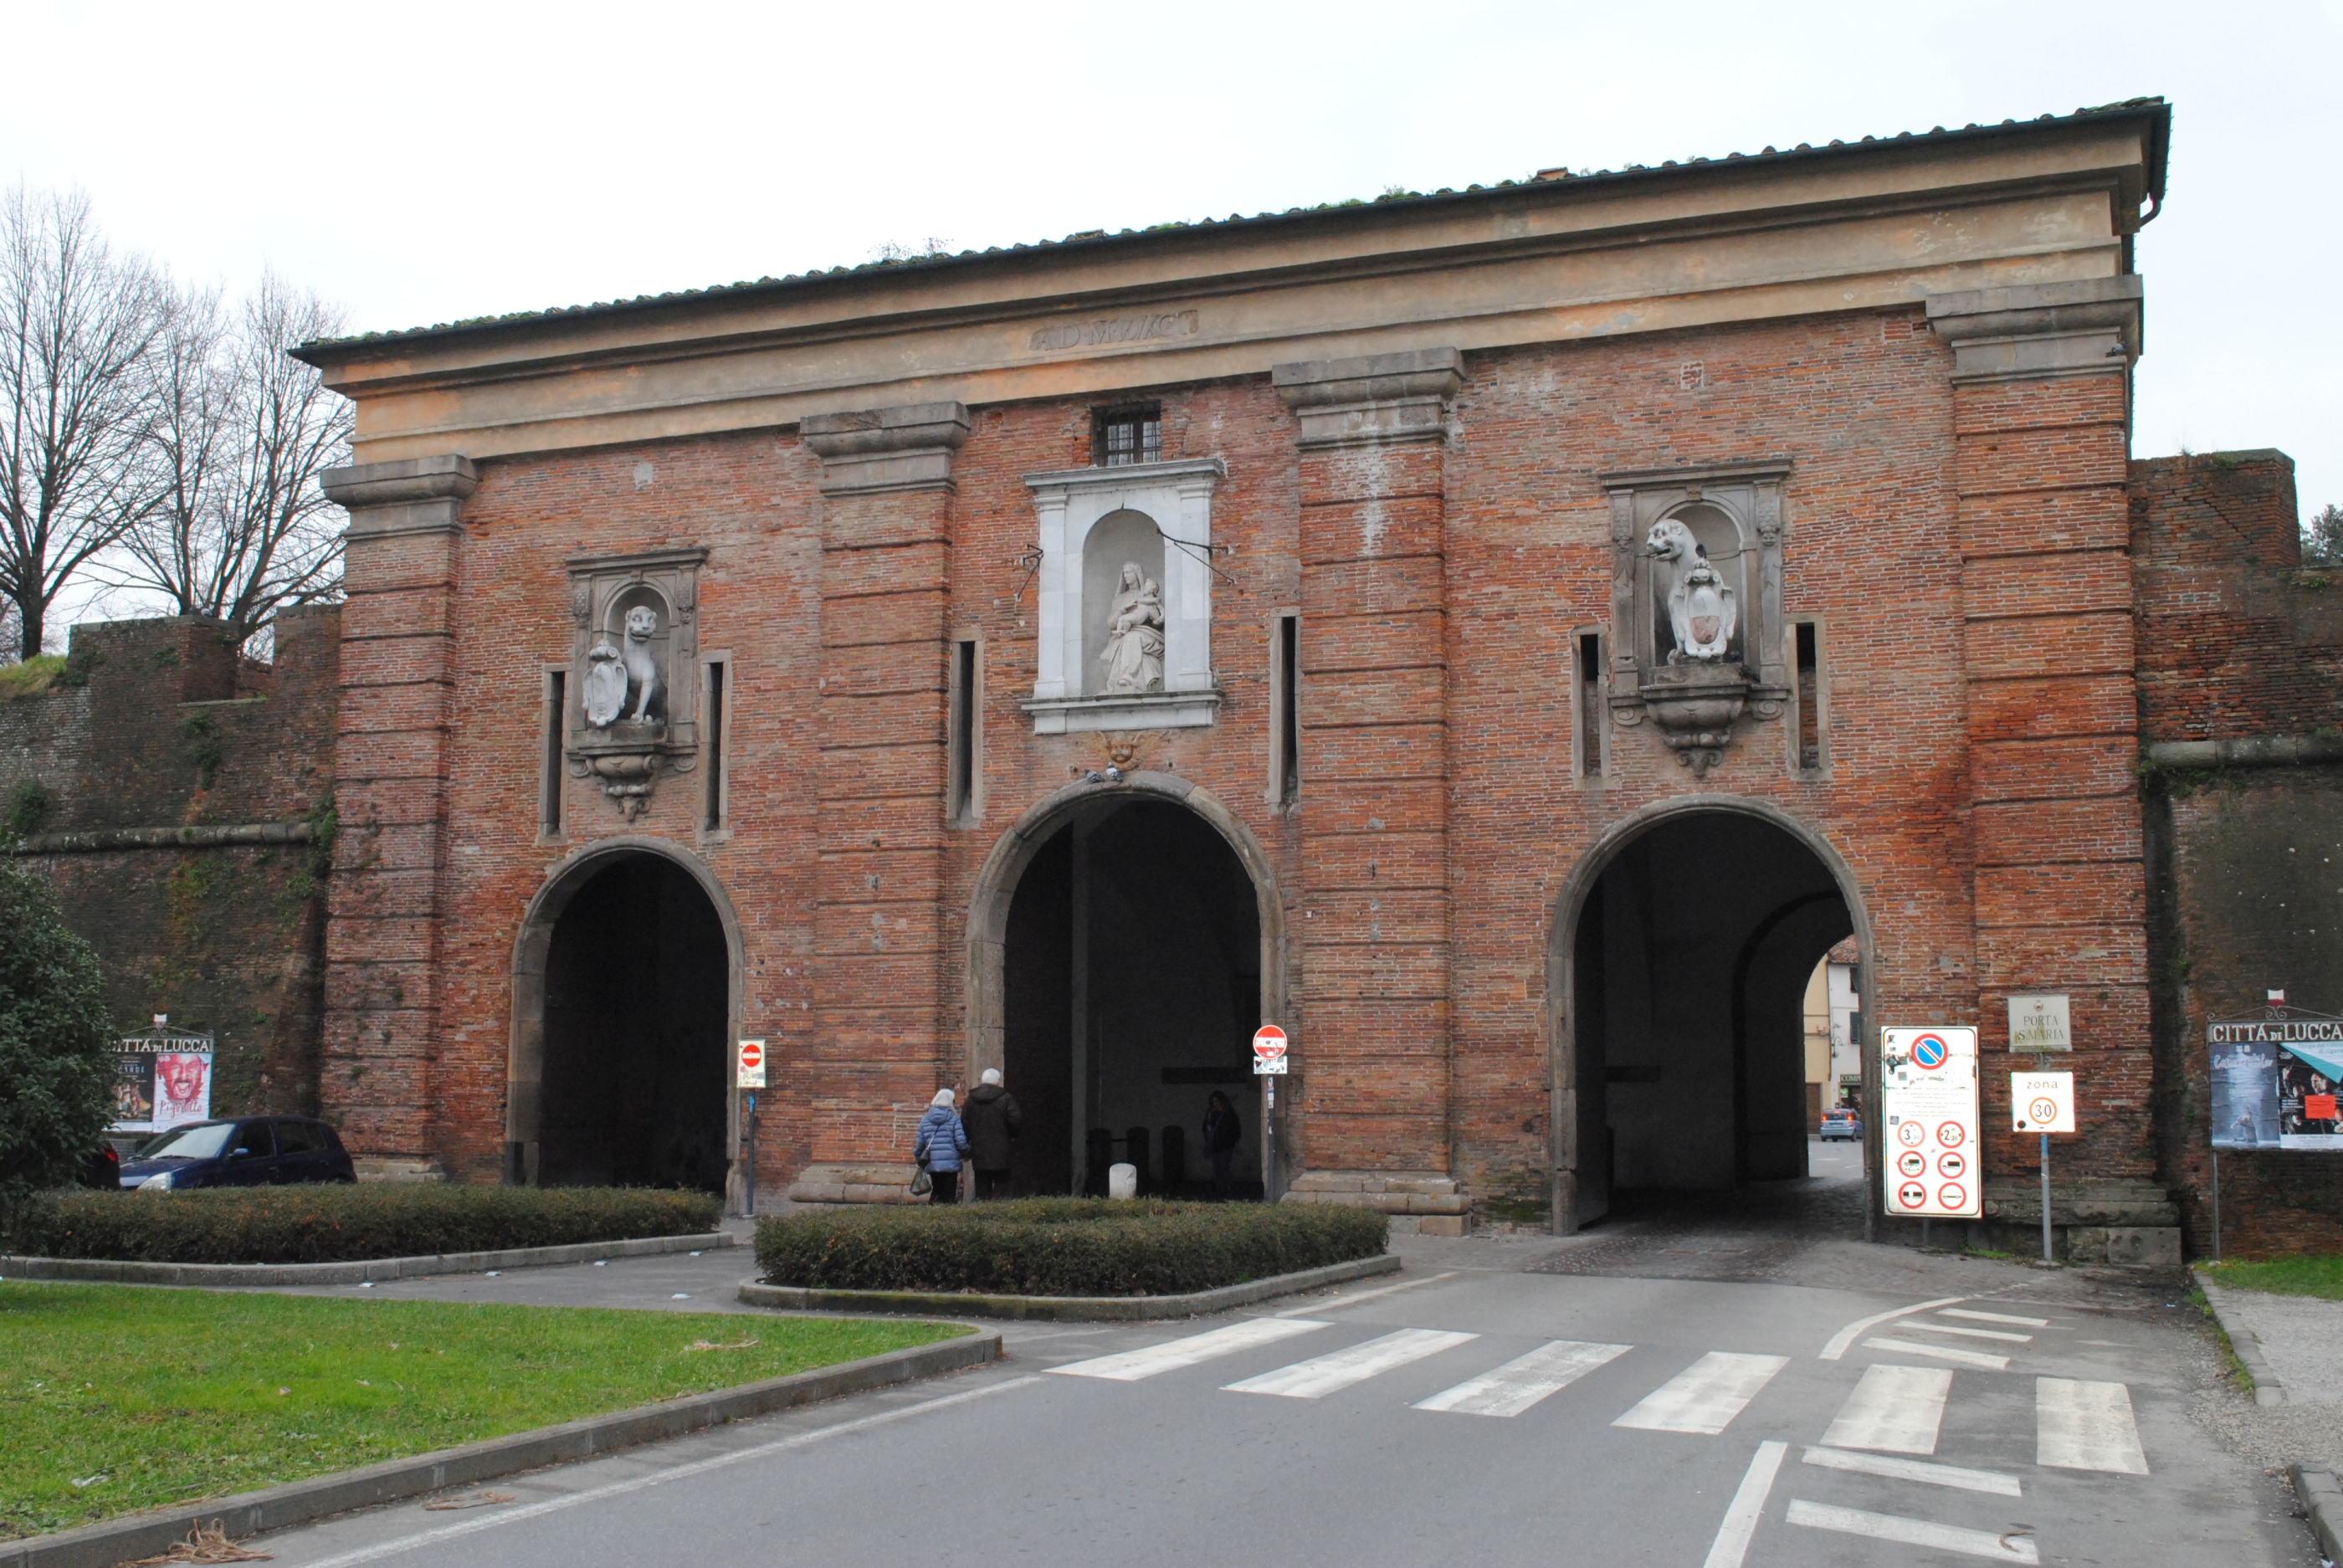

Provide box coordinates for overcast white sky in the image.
[8,0,2340,607]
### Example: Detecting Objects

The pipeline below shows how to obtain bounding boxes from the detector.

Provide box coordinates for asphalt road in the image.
[243,1147,2313,1567]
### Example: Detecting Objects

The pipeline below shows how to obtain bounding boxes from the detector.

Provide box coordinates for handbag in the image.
[909,1152,932,1196]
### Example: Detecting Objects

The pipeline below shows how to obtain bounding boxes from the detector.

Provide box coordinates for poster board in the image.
[111,1021,216,1135]
[2209,1004,2343,1151]
[1881,1026,1981,1218]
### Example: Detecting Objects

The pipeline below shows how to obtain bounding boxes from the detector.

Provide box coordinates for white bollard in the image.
[1107,1162,1138,1200]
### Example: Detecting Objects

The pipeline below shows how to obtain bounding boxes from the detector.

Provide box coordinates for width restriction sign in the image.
[736,1038,766,1090]
[1252,1024,1289,1075]
[1881,1027,1981,1219]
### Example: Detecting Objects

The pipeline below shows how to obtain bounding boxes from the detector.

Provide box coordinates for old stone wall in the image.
[0,608,339,1117]
[2135,451,2343,1258]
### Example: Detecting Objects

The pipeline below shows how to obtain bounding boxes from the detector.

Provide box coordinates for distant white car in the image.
[1819,1109,1862,1142]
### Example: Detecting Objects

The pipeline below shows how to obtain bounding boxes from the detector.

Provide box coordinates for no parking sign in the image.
[1881,1027,1981,1219]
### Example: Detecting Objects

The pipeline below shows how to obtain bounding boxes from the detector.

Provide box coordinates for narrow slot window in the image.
[1576,632,1605,780]
[539,669,566,838]
[947,638,980,826]
[701,658,728,833]
[1794,620,1824,774]
[1269,612,1300,806]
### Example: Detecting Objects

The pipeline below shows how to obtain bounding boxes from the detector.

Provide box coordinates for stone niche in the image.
[563,546,705,819]
[1021,457,1225,734]
[1600,461,1792,774]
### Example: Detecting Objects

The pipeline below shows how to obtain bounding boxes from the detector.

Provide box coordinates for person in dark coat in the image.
[913,1089,969,1204]
[962,1068,1023,1200]
[1202,1090,1243,1200]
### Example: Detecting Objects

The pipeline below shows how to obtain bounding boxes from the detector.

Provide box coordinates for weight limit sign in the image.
[1881,1027,1982,1219]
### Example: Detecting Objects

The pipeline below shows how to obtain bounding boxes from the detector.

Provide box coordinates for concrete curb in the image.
[2,1328,998,1568]
[2193,1268,2289,1407]
[0,1232,735,1289]
[739,1251,1402,1320]
[2291,1465,2343,1564]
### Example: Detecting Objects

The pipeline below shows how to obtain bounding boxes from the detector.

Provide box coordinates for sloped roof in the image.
[300,98,2168,356]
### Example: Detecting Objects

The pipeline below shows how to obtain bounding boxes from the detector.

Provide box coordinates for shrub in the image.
[0,860,114,1246]
[16,1184,721,1264]
[755,1198,1388,1297]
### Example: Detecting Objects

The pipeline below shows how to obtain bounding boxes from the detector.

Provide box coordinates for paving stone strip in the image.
[0,1232,735,1289]
[0,1329,999,1568]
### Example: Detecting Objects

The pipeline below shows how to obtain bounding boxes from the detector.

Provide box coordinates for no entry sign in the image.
[736,1038,766,1089]
[1252,1024,1289,1075]
[1881,1027,1981,1219]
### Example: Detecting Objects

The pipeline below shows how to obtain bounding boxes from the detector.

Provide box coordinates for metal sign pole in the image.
[2039,1132,2052,1264]
[2209,1147,2221,1263]
[746,1091,757,1219]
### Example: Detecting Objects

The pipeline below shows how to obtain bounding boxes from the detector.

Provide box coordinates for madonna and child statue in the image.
[1100,563,1166,694]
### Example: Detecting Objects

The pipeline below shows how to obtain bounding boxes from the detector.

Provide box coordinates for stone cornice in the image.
[1926,275,2143,382]
[1022,455,1227,495]
[302,116,2163,464]
[802,402,970,495]
[321,455,478,540]
[1274,347,1465,448]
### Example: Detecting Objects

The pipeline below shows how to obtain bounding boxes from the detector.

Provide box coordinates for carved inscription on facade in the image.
[1029,310,1199,353]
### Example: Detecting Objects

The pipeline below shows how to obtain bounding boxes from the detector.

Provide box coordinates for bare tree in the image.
[114,271,350,652]
[0,187,171,660]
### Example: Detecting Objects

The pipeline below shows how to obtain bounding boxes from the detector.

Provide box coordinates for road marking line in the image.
[1612,1351,1788,1435]
[285,1376,1044,1568]
[1864,1336,2009,1371]
[1802,1445,2023,1496]
[1786,1499,2038,1563]
[1223,1328,1478,1399]
[1700,1439,1787,1568]
[1412,1339,1630,1417]
[1821,1363,1952,1453]
[1819,1295,1968,1360]
[1941,1308,2050,1328]
[1900,1321,2033,1344]
[1048,1318,1330,1381]
[2036,1377,2149,1473]
[1269,1270,1458,1317]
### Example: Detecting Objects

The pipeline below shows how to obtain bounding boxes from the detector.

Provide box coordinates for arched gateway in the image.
[1549,798,1872,1232]
[965,774,1287,1198]
[506,838,744,1199]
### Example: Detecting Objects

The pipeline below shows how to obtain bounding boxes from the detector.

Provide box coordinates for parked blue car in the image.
[120,1117,356,1190]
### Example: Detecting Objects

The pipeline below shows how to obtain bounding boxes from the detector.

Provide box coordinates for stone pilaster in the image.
[1927,277,2159,1193]
[1274,348,1462,1195]
[315,455,476,1174]
[800,404,966,1169]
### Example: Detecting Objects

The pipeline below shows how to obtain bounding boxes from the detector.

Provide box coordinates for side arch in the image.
[506,835,746,1199]
[1543,793,1877,1235]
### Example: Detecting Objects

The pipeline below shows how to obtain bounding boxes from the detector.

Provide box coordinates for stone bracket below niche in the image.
[566,724,698,821]
[1023,689,1220,735]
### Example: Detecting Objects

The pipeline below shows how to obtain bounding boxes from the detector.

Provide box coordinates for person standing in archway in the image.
[1202,1091,1243,1201]
[962,1068,1023,1200]
[914,1089,969,1204]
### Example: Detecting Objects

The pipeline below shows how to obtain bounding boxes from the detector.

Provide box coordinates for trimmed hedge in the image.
[755,1198,1387,1297]
[15,1185,721,1264]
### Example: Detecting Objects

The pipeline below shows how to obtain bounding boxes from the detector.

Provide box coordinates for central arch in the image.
[966,773,1288,1197]
[1546,796,1874,1234]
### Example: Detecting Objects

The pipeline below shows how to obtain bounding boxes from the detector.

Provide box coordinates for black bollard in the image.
[1085,1127,1112,1196]
[1125,1125,1150,1196]
[1159,1125,1187,1197]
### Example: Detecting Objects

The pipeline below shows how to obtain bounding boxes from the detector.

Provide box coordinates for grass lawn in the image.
[0,1283,963,1541]
[2199,1254,2343,1301]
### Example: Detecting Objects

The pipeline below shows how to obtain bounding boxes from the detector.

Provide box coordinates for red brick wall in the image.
[340,305,2184,1218]
[2135,451,2343,1258]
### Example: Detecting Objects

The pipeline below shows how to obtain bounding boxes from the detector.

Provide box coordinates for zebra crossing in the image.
[1051,1297,2151,1564]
